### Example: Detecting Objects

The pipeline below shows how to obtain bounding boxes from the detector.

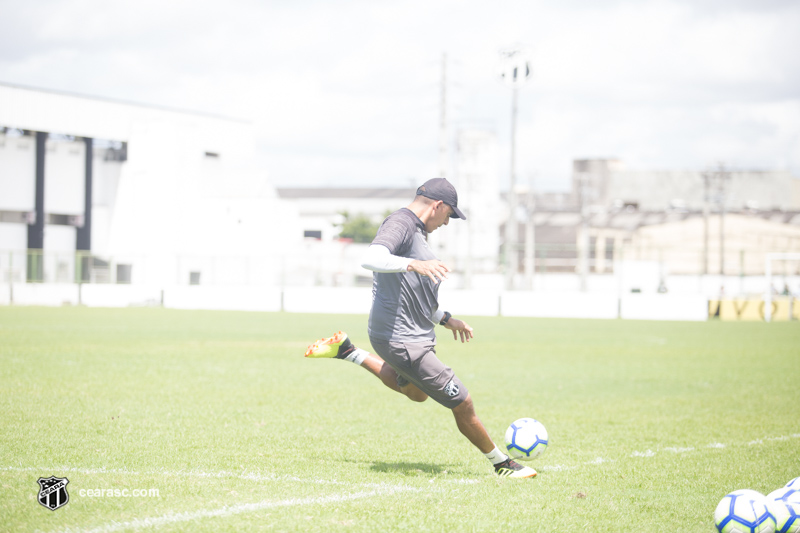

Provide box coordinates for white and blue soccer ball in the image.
[766,487,800,533]
[714,489,776,533]
[504,417,548,461]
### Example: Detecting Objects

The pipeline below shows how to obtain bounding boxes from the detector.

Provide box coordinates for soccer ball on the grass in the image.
[714,489,776,533]
[765,487,800,533]
[504,418,548,461]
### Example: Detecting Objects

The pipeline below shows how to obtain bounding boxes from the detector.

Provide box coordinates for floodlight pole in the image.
[498,46,531,290]
[702,170,710,276]
[578,172,589,292]
[505,86,519,290]
[718,164,728,276]
[765,256,772,322]
[524,185,535,289]
[439,53,448,179]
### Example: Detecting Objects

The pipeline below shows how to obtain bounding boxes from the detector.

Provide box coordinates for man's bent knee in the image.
[378,363,402,393]
[379,363,427,401]
[401,384,429,403]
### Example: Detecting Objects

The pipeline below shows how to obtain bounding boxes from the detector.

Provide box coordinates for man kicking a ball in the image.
[305,178,536,479]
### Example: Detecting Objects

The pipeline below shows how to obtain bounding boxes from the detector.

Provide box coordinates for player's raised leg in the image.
[304,331,427,400]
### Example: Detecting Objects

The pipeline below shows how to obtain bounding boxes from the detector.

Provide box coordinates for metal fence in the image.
[2,250,145,285]
[496,242,800,277]
[2,244,800,294]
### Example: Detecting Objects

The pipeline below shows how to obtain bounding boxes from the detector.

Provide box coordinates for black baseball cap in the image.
[416,178,466,220]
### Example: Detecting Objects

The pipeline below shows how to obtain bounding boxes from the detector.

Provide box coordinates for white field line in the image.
[7,433,799,484]
[540,456,616,473]
[627,433,800,459]
[57,485,419,533]
[2,466,355,486]
[538,432,800,472]
[0,465,477,487]
[6,433,797,484]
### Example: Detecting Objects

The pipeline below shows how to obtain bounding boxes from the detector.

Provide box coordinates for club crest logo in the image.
[444,379,460,397]
[37,476,69,511]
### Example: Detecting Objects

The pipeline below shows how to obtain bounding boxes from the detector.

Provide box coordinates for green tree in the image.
[336,211,380,243]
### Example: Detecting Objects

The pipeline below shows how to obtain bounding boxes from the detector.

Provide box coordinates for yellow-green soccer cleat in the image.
[494,458,538,479]
[304,331,355,359]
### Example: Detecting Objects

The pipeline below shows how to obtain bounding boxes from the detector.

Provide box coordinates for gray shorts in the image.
[369,338,469,409]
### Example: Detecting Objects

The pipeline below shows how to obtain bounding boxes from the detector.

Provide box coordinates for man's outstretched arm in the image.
[432,308,474,343]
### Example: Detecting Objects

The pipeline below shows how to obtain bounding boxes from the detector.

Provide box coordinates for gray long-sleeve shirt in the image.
[367,208,440,343]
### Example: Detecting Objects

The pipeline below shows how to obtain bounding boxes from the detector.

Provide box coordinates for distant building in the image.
[275,187,416,286]
[442,128,502,278]
[277,128,504,288]
[276,187,414,242]
[498,159,800,279]
[511,205,800,277]
[0,83,295,287]
[571,158,799,212]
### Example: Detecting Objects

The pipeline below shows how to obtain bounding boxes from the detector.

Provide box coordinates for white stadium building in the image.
[0,83,301,306]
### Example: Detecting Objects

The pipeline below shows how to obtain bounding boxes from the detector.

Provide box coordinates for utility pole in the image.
[702,163,729,276]
[508,86,519,288]
[523,183,535,289]
[718,163,729,276]
[439,53,448,179]
[498,46,532,290]
[578,171,589,292]
[702,169,711,276]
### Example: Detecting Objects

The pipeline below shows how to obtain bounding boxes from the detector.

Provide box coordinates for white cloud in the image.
[0,0,798,189]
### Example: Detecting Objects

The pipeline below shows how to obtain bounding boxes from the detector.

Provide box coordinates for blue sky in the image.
[1,0,799,191]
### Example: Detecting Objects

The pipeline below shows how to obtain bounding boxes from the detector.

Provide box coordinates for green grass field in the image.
[1,306,798,532]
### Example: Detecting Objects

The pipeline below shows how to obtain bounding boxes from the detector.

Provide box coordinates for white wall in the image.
[79,284,162,307]
[45,138,85,215]
[164,286,281,312]
[283,287,372,314]
[0,133,36,211]
[8,283,79,306]
[620,294,708,321]
[0,283,718,321]
[0,225,26,255]
[438,284,500,316]
[42,225,77,282]
[501,291,620,319]
[90,150,124,255]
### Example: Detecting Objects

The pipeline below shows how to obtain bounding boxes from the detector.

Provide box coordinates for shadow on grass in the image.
[369,461,450,477]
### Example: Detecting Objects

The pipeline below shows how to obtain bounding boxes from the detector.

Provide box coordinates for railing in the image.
[1,250,145,285]
[2,244,799,294]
